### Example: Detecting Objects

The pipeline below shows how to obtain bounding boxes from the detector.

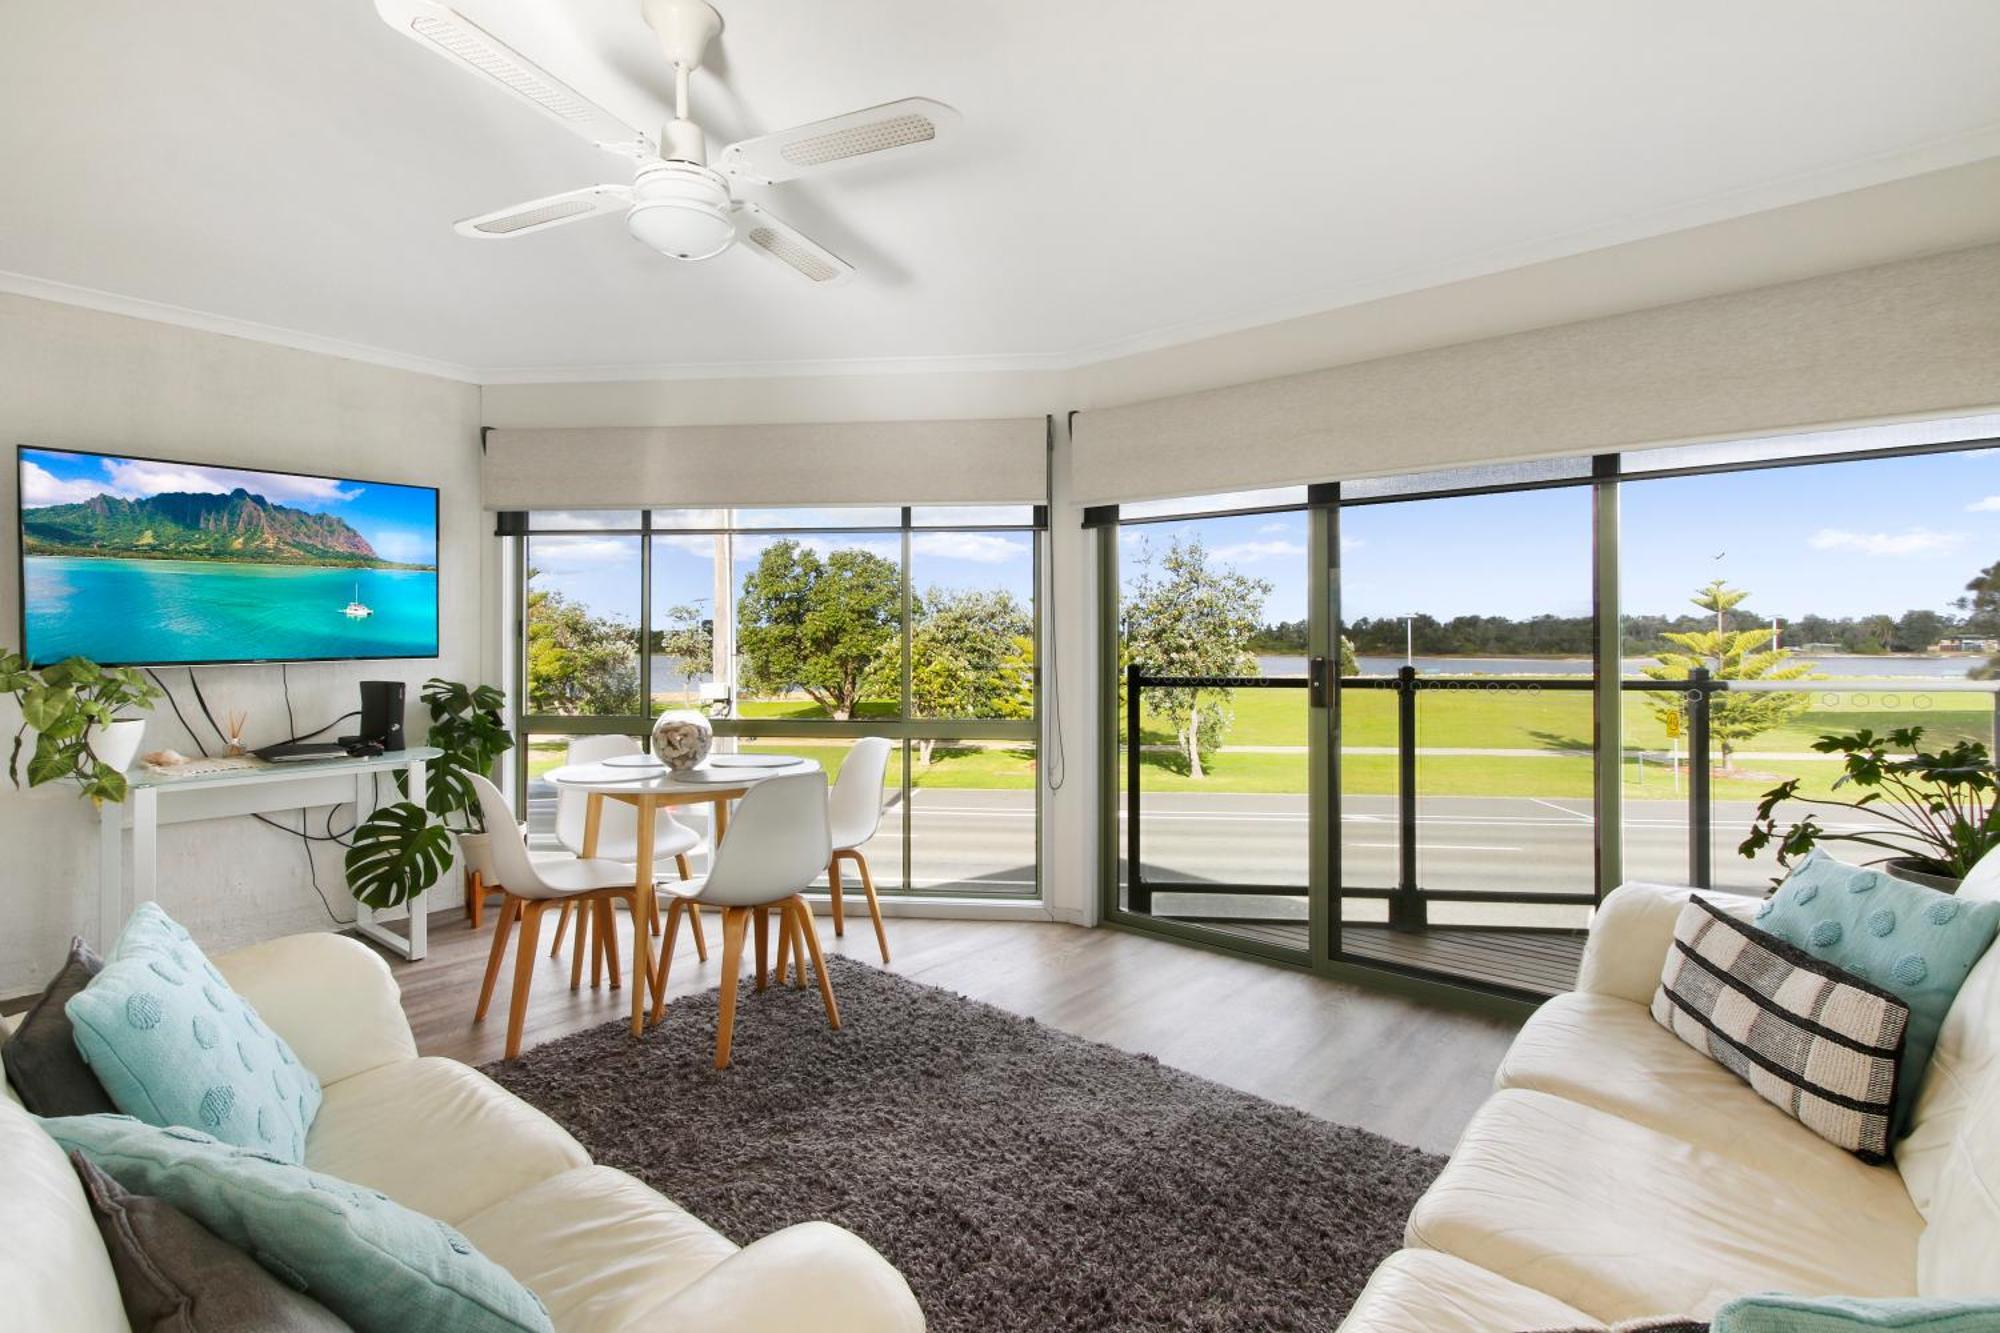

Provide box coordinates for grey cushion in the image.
[2,937,116,1116]
[70,1151,351,1333]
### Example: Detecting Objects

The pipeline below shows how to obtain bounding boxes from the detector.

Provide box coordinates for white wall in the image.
[0,293,484,997]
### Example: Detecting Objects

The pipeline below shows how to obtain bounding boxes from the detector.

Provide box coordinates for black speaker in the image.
[358,680,406,752]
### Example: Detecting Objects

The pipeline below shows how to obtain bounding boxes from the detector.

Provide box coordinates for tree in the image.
[1957,560,2000,677]
[524,578,640,716]
[649,602,713,702]
[737,539,900,719]
[1891,609,1949,654]
[868,587,1034,764]
[1122,536,1271,778]
[1641,580,1815,772]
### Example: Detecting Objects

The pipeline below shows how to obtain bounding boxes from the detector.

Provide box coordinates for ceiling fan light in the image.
[626,162,735,260]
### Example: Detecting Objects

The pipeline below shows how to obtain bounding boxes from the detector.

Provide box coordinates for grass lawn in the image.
[1127,684,1992,753]
[1122,749,1851,799]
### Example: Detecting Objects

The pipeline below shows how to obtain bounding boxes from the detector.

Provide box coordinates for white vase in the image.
[90,718,147,774]
[650,710,713,771]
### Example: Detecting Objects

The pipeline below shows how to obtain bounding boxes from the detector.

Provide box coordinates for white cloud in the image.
[910,532,1030,564]
[1210,539,1307,563]
[529,536,634,570]
[98,459,362,507]
[365,527,436,565]
[1968,496,2000,512]
[1807,528,1963,557]
[19,459,106,507]
[1257,521,1292,535]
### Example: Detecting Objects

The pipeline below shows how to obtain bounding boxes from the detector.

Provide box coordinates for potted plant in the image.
[1738,726,1999,893]
[343,678,513,910]
[1,650,160,805]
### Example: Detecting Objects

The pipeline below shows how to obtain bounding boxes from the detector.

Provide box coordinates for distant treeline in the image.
[1247,607,1977,657]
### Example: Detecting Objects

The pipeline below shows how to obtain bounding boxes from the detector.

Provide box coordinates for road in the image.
[526,781,1888,915]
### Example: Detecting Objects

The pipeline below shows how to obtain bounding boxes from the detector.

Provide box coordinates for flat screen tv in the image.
[16,446,440,667]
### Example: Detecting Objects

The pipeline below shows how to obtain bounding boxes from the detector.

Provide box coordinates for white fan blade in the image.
[716,98,960,184]
[455,186,631,239]
[375,0,654,157]
[731,203,854,285]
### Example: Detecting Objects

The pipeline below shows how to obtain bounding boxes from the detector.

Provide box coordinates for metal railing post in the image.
[1127,663,1148,914]
[1391,665,1426,931]
[1688,666,1712,889]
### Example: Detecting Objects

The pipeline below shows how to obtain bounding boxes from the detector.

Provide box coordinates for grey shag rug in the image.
[481,956,1440,1333]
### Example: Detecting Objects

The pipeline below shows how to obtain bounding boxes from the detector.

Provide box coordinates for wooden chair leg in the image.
[569,898,590,991]
[504,900,548,1060]
[714,907,749,1069]
[849,848,890,964]
[549,900,573,958]
[676,853,692,880]
[827,854,846,936]
[600,898,622,992]
[689,904,709,962]
[590,900,607,989]
[784,903,808,988]
[652,899,684,1025]
[475,894,520,1022]
[753,907,770,993]
[790,897,840,1030]
[773,910,792,986]
[466,869,483,927]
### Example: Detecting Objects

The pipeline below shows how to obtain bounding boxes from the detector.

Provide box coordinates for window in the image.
[510,507,1042,900]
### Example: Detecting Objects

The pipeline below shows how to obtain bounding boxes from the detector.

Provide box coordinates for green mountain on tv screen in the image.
[22,488,428,569]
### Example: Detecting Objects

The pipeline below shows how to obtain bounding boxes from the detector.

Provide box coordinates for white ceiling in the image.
[4,1,2000,383]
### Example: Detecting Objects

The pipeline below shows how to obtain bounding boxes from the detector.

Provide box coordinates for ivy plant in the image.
[2,650,160,805]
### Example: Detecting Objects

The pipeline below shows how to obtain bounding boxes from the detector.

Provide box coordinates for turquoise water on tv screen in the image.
[23,557,439,665]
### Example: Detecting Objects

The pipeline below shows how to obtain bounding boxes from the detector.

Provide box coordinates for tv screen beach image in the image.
[18,447,440,666]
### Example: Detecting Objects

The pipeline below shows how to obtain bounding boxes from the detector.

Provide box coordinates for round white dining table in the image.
[544,755,822,892]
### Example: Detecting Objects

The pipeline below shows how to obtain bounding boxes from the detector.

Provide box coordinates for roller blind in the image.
[482,418,1047,509]
[1071,243,2000,504]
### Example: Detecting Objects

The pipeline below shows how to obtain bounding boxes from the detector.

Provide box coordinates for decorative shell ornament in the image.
[650,710,713,771]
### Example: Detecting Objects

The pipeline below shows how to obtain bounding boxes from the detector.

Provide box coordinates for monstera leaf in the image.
[344,801,453,910]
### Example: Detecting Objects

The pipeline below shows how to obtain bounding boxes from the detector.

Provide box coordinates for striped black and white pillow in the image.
[1651,896,1910,1164]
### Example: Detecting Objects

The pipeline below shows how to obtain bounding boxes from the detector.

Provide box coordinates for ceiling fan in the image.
[375,0,961,284]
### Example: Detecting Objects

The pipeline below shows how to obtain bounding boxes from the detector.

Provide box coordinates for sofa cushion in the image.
[43,1113,553,1333]
[455,1166,736,1331]
[1405,1090,1920,1322]
[1651,897,1909,1163]
[305,1057,588,1226]
[1754,852,2000,1137]
[70,1149,350,1332]
[68,903,322,1163]
[1498,992,1906,1193]
[1334,1248,1600,1333]
[3,936,117,1117]
[0,1097,129,1333]
[1712,1293,2000,1331]
[213,934,417,1089]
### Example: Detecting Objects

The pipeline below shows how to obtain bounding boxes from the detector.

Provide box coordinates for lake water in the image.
[24,556,439,664]
[1260,653,1985,680]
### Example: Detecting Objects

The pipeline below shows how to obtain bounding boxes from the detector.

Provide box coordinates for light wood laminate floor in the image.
[373,905,1526,1155]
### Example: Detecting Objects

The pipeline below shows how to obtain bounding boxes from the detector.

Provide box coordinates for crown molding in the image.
[0,271,484,385]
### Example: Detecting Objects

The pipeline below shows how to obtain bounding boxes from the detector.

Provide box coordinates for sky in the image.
[1118,449,2000,625]
[529,528,1037,625]
[19,447,438,566]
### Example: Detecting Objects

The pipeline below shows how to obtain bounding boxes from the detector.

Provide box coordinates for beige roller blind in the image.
[482,417,1046,509]
[1072,243,2000,504]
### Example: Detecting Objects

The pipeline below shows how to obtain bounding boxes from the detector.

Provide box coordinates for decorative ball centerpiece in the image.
[650,709,713,772]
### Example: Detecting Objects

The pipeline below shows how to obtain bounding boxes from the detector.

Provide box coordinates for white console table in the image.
[99,747,444,961]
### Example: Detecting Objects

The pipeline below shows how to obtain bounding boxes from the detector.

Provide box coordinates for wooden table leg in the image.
[711,795,730,847]
[581,793,604,858]
[631,797,658,1037]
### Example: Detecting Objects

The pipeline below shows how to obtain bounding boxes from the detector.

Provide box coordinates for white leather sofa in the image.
[1,931,926,1332]
[1339,859,2000,1332]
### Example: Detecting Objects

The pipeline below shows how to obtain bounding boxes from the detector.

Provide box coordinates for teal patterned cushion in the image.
[42,1114,552,1333]
[65,904,322,1162]
[1714,1293,2000,1330]
[1755,851,2000,1137]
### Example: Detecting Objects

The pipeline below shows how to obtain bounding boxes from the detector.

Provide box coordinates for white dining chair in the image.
[649,771,837,1069]
[549,734,708,973]
[468,773,655,1059]
[826,736,895,961]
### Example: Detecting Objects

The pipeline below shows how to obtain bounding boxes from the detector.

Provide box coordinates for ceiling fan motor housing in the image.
[626,160,735,260]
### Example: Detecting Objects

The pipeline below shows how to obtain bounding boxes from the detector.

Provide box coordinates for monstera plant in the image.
[343,677,514,909]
